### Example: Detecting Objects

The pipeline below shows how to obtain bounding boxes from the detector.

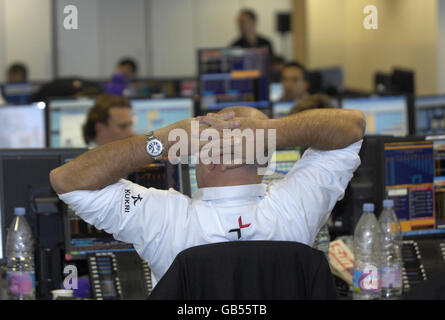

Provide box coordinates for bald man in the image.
[50,106,365,284]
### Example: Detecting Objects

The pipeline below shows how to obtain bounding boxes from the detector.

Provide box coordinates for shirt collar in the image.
[193,184,266,201]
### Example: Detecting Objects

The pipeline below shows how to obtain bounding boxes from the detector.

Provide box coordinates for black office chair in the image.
[148,241,338,300]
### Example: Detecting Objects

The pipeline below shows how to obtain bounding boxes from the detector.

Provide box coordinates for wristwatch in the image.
[145,131,164,160]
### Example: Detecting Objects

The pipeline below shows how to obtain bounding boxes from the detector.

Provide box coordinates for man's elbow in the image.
[50,168,70,195]
[350,109,366,141]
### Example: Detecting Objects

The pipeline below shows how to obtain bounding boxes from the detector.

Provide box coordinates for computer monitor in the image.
[341,95,413,136]
[328,135,430,237]
[49,97,95,148]
[313,66,344,95]
[261,149,301,185]
[50,97,194,147]
[415,95,445,135]
[384,140,435,232]
[426,135,445,229]
[272,101,294,118]
[270,83,284,102]
[392,68,415,95]
[0,148,86,296]
[188,164,198,197]
[65,207,135,259]
[0,102,47,148]
[130,98,193,134]
[187,149,301,197]
[198,47,270,112]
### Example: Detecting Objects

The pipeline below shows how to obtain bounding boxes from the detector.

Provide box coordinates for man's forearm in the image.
[266,108,366,150]
[50,120,187,194]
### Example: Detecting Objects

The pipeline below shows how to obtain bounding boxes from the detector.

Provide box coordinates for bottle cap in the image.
[363,203,374,212]
[14,207,26,216]
[383,199,394,208]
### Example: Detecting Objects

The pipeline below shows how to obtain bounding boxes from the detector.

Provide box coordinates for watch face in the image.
[147,139,163,157]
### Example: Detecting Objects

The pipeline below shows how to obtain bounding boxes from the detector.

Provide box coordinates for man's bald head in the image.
[217,106,269,120]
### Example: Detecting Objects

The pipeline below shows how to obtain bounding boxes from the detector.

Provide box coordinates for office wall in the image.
[0,0,292,80]
[305,0,438,95]
[0,0,5,82]
[437,0,445,94]
[147,0,196,77]
[56,0,149,79]
[57,0,292,78]
[306,0,347,70]
[0,0,53,82]
[55,0,101,78]
[0,0,442,89]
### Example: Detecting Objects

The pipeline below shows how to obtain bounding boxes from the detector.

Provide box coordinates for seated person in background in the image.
[105,58,138,96]
[280,61,310,103]
[289,93,337,115]
[116,58,138,80]
[50,105,365,285]
[82,94,135,148]
[2,63,30,104]
[6,63,28,83]
[230,9,274,56]
[270,55,286,83]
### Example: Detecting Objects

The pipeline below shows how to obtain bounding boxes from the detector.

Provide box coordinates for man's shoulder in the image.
[138,185,191,202]
[230,37,244,46]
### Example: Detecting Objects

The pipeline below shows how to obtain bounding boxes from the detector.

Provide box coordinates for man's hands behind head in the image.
[197,112,270,170]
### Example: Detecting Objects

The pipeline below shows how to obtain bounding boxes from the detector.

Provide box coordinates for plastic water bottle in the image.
[313,224,330,262]
[378,199,403,299]
[352,203,382,300]
[5,208,36,300]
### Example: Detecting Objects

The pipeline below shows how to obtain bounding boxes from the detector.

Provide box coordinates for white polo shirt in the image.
[58,140,362,284]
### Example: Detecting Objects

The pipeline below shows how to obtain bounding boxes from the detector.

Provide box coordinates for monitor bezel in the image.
[414,94,445,136]
[196,47,272,116]
[0,148,87,264]
[0,102,49,149]
[340,94,415,136]
[47,96,97,148]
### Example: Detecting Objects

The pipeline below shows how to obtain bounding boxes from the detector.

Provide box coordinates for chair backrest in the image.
[148,241,338,300]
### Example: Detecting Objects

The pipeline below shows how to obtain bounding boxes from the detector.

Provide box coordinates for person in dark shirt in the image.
[105,57,138,96]
[2,63,31,104]
[230,9,274,56]
[280,61,310,102]
[6,63,28,83]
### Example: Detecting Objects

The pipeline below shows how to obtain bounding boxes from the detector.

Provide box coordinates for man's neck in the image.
[202,169,263,189]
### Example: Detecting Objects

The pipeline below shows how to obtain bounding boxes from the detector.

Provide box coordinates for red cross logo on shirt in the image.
[229,216,251,239]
